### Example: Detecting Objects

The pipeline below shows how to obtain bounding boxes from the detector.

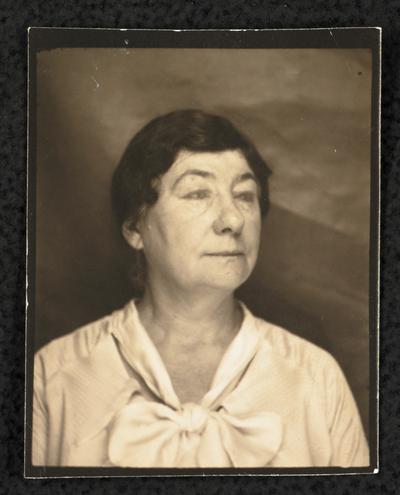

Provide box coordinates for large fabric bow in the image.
[108,397,282,467]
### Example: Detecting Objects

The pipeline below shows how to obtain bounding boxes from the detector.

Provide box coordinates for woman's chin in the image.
[195,271,251,293]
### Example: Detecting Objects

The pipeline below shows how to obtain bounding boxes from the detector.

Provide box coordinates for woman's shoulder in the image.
[34,304,127,382]
[252,314,342,384]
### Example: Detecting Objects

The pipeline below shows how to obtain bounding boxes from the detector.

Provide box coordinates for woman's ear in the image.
[122,220,144,250]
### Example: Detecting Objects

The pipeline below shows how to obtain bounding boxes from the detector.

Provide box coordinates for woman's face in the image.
[130,149,262,293]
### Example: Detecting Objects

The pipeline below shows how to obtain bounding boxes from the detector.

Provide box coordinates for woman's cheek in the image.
[181,198,214,217]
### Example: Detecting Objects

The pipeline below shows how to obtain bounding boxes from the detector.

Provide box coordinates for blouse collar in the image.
[111,300,263,411]
[106,300,283,468]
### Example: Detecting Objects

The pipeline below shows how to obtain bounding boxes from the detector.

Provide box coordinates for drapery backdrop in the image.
[34,48,371,436]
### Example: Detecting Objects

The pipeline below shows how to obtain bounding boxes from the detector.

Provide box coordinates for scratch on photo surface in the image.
[91,76,100,90]
[329,30,352,74]
[329,30,340,48]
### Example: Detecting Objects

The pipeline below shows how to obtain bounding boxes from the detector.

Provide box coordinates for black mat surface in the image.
[1,1,399,493]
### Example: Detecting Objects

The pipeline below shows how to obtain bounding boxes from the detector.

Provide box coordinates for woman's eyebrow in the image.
[172,169,215,189]
[233,172,258,186]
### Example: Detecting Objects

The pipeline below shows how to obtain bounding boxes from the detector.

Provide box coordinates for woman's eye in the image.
[235,191,256,203]
[183,190,211,200]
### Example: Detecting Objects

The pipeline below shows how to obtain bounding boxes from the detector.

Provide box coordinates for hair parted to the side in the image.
[111,109,272,293]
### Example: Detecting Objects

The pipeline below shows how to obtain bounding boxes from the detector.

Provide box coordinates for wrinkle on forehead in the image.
[169,149,250,176]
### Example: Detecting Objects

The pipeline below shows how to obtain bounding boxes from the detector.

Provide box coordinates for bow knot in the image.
[178,403,209,434]
[108,395,282,467]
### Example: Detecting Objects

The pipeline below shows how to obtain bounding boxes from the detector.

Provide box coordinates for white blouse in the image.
[32,300,369,468]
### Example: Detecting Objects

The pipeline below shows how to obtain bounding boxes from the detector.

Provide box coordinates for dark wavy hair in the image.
[111,109,272,292]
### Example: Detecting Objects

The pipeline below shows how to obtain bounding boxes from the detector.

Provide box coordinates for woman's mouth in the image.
[204,251,244,257]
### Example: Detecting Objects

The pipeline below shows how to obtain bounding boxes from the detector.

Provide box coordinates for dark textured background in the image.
[1,1,399,494]
[34,47,371,436]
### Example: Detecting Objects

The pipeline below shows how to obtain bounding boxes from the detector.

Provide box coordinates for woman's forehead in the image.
[165,149,253,182]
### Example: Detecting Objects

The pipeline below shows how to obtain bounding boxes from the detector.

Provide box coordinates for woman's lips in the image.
[204,251,244,256]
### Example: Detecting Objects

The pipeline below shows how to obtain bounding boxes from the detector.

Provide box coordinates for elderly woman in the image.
[32,110,369,468]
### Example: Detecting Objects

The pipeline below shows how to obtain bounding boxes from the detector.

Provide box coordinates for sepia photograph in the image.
[25,28,380,477]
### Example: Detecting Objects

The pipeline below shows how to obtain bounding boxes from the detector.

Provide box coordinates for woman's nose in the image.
[212,195,245,236]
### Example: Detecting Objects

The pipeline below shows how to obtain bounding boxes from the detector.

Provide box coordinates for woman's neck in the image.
[136,284,242,349]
